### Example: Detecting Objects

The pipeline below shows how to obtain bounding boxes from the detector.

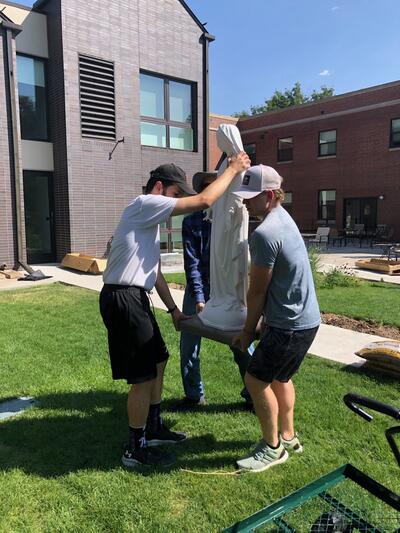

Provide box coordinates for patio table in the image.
[372,242,400,260]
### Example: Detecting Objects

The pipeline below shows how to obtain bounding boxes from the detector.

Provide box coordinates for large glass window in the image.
[17,55,48,141]
[319,130,336,156]
[278,137,293,162]
[140,72,195,151]
[318,190,336,222]
[244,143,256,165]
[390,118,400,148]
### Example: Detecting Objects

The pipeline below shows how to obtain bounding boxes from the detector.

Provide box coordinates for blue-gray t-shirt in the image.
[250,205,320,331]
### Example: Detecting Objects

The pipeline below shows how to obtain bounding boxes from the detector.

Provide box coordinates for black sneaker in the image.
[146,424,187,446]
[173,396,207,412]
[121,445,175,468]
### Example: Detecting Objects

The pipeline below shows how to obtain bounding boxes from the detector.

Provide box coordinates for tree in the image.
[233,82,334,117]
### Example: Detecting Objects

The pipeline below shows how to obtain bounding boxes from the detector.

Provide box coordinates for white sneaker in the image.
[236,440,289,473]
[280,433,303,454]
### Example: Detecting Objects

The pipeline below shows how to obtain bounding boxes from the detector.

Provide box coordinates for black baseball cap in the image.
[150,163,196,196]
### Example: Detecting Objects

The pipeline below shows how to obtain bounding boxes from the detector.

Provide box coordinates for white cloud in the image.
[319,69,331,77]
[331,5,340,10]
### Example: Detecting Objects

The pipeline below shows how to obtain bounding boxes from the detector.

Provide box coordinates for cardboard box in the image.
[0,270,24,279]
[61,253,107,274]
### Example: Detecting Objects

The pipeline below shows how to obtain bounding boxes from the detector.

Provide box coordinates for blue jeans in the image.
[179,287,252,401]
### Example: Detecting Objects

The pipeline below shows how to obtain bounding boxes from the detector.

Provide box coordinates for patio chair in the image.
[371,224,394,246]
[345,223,365,247]
[329,228,346,247]
[308,227,330,249]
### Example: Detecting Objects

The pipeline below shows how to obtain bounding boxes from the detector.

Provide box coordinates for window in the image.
[319,130,336,156]
[390,118,400,148]
[140,72,195,151]
[244,143,256,165]
[282,191,293,215]
[79,55,116,140]
[160,215,184,252]
[278,137,293,162]
[16,54,48,141]
[318,190,336,222]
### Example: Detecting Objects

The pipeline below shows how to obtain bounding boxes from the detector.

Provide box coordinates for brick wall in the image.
[44,0,205,259]
[238,82,400,238]
[0,29,15,266]
[40,0,70,261]
[0,29,25,268]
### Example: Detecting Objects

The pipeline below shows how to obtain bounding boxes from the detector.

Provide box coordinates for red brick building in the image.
[209,113,238,170]
[213,81,400,238]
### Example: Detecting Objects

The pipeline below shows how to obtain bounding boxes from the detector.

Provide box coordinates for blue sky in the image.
[15,0,400,115]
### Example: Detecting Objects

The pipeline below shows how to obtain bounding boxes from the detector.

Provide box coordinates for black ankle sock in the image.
[129,426,146,449]
[266,441,280,450]
[146,403,161,433]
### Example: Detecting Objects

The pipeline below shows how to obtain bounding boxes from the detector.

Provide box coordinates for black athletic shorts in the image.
[246,325,319,384]
[99,284,169,384]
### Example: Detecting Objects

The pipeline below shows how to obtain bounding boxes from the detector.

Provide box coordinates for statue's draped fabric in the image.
[199,124,249,331]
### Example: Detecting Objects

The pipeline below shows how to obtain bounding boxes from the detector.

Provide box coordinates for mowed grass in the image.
[164,273,400,328]
[0,284,399,532]
[317,281,400,327]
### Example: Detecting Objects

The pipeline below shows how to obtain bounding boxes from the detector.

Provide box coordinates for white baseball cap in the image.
[233,165,282,199]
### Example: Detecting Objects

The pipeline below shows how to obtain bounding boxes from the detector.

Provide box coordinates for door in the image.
[344,197,377,232]
[23,171,56,263]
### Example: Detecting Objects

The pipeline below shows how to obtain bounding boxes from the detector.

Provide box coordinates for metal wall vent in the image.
[79,55,116,140]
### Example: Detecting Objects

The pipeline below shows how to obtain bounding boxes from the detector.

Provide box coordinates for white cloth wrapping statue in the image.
[198,124,249,331]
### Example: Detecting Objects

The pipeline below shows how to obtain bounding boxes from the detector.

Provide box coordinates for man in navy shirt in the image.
[178,171,253,409]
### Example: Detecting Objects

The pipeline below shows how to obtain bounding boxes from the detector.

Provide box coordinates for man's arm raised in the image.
[171,151,250,216]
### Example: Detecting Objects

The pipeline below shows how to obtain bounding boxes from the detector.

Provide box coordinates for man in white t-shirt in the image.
[100,153,250,468]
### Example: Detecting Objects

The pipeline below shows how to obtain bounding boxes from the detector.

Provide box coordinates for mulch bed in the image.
[322,313,400,341]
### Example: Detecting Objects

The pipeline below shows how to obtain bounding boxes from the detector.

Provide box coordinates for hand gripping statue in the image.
[197,123,249,334]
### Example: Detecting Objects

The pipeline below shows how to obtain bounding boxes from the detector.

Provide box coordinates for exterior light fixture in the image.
[378,195,385,200]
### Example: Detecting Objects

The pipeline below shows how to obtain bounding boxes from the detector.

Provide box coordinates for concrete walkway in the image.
[0,263,393,368]
[319,247,400,284]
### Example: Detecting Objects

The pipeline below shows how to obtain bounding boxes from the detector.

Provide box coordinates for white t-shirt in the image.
[103,194,177,290]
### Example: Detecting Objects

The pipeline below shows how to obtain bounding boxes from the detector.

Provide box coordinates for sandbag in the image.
[356,341,400,378]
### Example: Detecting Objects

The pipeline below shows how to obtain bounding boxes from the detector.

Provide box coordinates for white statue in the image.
[198,124,249,331]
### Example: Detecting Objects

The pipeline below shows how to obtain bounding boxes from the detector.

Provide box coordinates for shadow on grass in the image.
[0,391,254,478]
[341,364,400,386]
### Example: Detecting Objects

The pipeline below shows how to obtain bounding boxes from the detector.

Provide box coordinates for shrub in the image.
[308,246,324,286]
[320,267,361,289]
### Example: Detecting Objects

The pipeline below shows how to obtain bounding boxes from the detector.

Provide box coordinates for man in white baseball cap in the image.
[232,164,321,473]
[234,164,283,199]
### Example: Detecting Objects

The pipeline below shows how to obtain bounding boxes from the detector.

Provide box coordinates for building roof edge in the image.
[239,79,400,123]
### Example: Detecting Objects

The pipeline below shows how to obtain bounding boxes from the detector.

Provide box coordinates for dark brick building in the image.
[235,81,400,239]
[0,0,213,267]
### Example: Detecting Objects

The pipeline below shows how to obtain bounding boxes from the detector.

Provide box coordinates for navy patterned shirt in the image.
[182,210,211,303]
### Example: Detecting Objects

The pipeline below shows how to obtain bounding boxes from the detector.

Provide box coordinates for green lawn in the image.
[317,282,400,327]
[0,284,399,532]
[164,273,400,328]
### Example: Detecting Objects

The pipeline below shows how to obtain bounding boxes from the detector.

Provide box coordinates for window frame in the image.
[16,52,50,142]
[140,70,197,152]
[318,129,337,157]
[390,118,400,149]
[277,137,294,162]
[318,189,336,223]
